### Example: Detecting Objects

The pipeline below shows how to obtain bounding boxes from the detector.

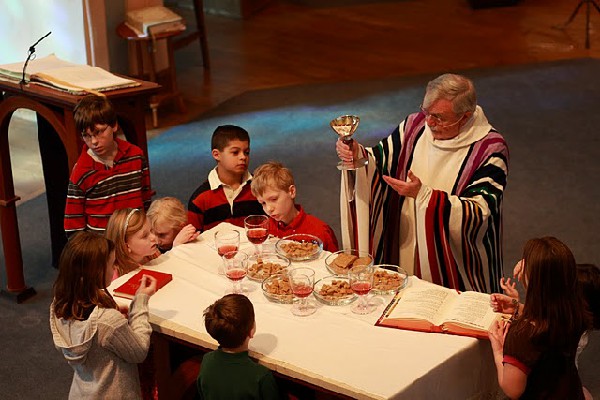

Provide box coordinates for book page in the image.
[35,66,137,92]
[0,54,78,78]
[0,54,73,81]
[385,285,457,324]
[442,291,497,331]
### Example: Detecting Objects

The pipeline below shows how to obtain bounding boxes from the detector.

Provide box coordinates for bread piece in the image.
[352,256,372,268]
[333,253,358,269]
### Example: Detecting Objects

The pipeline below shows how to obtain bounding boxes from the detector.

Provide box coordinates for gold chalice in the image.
[330,115,368,170]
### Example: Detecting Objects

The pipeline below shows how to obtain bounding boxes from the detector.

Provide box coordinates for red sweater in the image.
[269,205,339,252]
[64,138,152,234]
[187,181,264,232]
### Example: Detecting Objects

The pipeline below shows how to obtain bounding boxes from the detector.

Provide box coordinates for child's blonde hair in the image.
[105,208,147,276]
[251,161,295,197]
[147,197,187,231]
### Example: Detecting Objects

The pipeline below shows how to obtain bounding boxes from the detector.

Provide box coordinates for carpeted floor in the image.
[0,58,598,399]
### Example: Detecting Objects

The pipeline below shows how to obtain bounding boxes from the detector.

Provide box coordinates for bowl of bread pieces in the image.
[275,233,323,262]
[371,264,408,295]
[261,273,294,304]
[247,253,291,282]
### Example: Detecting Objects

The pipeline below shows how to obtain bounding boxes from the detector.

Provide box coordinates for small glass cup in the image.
[289,267,316,317]
[348,265,375,314]
[222,250,248,294]
[244,215,269,256]
[215,230,240,257]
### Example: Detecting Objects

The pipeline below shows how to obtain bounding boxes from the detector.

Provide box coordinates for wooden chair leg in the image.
[192,0,210,69]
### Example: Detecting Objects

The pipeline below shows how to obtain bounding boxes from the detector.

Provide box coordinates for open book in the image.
[113,269,172,300]
[376,281,505,339]
[0,54,140,95]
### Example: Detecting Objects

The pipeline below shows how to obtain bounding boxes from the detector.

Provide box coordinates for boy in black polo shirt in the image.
[187,125,264,232]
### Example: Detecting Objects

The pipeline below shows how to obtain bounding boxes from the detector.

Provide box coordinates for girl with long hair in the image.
[105,208,160,278]
[50,231,157,399]
[489,237,592,399]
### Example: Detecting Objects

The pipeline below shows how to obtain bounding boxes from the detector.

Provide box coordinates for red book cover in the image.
[113,269,172,300]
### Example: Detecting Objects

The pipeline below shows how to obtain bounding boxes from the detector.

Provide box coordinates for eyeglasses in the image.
[81,125,111,141]
[419,105,465,128]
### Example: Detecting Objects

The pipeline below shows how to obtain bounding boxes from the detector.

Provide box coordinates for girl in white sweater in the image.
[50,231,157,399]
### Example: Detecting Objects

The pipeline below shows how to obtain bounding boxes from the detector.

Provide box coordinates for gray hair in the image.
[422,74,477,114]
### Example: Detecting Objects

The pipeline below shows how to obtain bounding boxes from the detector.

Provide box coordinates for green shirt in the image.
[197,348,281,400]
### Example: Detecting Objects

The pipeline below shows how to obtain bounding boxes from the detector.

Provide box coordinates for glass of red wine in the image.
[222,250,248,294]
[215,230,240,260]
[349,265,375,314]
[244,215,269,256]
[289,267,316,316]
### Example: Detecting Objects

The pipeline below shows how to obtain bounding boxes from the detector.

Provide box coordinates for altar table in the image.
[109,223,499,399]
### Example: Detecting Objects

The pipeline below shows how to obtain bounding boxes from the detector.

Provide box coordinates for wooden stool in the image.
[117,22,187,127]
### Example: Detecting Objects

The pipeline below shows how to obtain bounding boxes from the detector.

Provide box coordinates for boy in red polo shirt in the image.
[251,161,338,252]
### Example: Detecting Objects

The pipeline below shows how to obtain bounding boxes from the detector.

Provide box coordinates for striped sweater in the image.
[187,169,264,232]
[64,138,152,234]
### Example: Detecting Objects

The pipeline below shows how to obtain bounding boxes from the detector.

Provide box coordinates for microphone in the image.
[20,31,52,86]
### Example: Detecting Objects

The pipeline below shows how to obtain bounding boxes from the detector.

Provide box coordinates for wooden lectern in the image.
[0,78,158,302]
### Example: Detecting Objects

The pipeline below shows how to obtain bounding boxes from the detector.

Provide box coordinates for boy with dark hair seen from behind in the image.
[64,94,152,235]
[188,125,263,232]
[197,294,280,399]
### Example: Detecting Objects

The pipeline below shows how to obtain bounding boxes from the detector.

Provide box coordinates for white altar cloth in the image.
[109,223,498,399]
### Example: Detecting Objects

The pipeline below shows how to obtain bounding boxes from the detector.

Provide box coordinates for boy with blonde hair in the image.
[187,125,263,231]
[197,294,280,399]
[147,197,199,252]
[251,161,338,252]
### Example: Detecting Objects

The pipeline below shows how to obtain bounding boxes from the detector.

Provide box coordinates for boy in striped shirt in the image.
[64,95,152,235]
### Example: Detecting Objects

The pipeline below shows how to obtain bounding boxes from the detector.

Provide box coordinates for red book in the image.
[113,269,172,300]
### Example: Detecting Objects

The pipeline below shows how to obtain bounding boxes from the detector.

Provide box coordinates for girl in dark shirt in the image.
[488,237,592,399]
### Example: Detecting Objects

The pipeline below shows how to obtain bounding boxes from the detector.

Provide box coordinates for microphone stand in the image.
[20,31,52,87]
[561,0,600,49]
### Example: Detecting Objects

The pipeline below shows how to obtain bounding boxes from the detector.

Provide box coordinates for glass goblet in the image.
[348,265,375,314]
[222,250,248,294]
[330,114,368,170]
[215,229,240,257]
[289,267,316,317]
[244,215,269,256]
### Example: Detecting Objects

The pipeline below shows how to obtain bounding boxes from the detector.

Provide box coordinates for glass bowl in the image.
[246,253,291,282]
[275,233,323,262]
[261,273,294,304]
[313,275,357,306]
[324,249,373,275]
[371,264,408,295]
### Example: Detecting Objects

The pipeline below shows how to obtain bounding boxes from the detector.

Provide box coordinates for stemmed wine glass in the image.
[330,114,368,170]
[289,267,316,316]
[222,250,248,294]
[244,215,269,256]
[215,230,240,274]
[348,265,375,314]
[215,229,240,256]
